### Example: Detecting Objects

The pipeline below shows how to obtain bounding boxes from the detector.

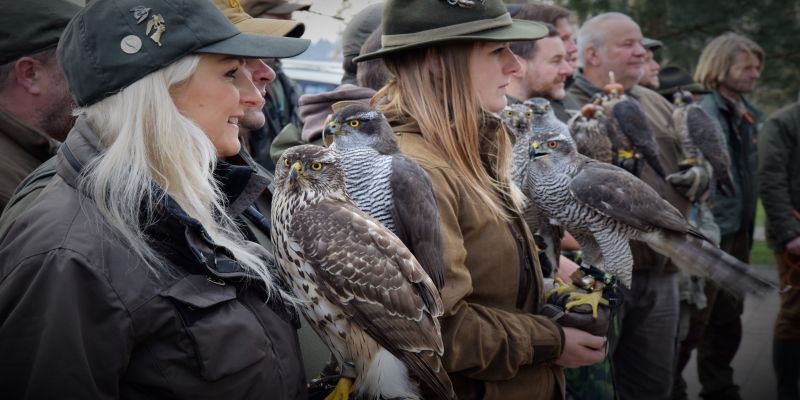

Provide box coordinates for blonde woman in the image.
[355,0,606,398]
[0,0,311,398]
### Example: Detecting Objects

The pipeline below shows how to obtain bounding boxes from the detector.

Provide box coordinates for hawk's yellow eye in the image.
[506,111,513,117]
[547,141,558,149]
[348,120,360,128]
[311,162,323,171]
[525,111,533,118]
[284,158,290,167]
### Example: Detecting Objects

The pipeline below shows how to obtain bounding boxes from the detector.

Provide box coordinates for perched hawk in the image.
[590,72,666,177]
[567,103,614,164]
[670,90,735,197]
[271,145,455,400]
[324,102,445,291]
[501,103,535,190]
[523,117,776,313]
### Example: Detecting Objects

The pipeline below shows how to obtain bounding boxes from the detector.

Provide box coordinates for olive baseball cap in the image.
[214,0,305,38]
[0,0,81,65]
[58,0,311,106]
[353,0,548,62]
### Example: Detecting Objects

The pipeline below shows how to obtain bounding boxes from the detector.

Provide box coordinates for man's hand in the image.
[555,327,607,368]
[786,236,800,255]
[666,163,711,203]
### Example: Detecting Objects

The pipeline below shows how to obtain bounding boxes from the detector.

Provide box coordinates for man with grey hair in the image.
[568,12,698,399]
[0,0,80,211]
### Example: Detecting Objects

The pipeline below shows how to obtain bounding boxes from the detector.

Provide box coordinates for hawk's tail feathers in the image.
[403,350,456,400]
[647,232,778,296]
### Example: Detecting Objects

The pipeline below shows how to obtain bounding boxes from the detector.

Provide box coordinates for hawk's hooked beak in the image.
[288,161,305,182]
[529,141,550,159]
[322,117,342,147]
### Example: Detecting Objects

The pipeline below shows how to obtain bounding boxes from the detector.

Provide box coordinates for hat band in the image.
[382,13,512,47]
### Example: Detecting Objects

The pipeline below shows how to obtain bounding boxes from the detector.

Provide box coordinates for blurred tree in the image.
[514,0,800,113]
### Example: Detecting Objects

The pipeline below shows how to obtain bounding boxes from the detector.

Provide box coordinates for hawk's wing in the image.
[686,105,735,196]
[390,154,445,291]
[569,159,688,233]
[291,198,453,397]
[611,99,666,177]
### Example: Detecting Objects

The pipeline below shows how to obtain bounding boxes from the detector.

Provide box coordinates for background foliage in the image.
[507,0,800,115]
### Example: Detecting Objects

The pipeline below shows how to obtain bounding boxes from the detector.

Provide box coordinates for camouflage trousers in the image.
[565,314,619,400]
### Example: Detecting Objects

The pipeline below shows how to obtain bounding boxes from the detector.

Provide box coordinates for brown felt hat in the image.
[241,0,311,17]
[214,0,305,38]
[353,0,548,62]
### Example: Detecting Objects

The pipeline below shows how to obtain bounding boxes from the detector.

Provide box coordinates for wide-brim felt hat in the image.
[58,0,310,106]
[354,0,548,62]
[657,66,710,96]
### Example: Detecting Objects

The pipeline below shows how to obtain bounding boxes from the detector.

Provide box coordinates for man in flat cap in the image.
[0,0,81,211]
[640,37,663,90]
[240,0,311,172]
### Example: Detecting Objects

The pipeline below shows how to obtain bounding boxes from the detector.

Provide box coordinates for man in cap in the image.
[241,0,310,172]
[569,12,696,399]
[0,0,81,211]
[640,37,663,90]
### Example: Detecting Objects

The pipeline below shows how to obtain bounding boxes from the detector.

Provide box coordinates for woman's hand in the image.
[554,327,607,368]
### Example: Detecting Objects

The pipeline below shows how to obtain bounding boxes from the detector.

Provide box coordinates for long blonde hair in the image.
[694,32,764,90]
[78,55,281,297]
[376,42,522,221]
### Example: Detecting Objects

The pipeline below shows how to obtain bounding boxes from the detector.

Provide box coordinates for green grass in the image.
[751,200,776,266]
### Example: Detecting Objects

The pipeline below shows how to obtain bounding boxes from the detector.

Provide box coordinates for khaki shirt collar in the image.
[0,107,57,161]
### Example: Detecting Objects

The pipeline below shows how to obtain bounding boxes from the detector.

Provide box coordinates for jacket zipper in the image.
[508,222,533,309]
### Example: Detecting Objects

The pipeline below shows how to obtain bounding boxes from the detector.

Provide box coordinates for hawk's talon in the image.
[546,277,576,298]
[565,290,609,319]
[324,377,353,400]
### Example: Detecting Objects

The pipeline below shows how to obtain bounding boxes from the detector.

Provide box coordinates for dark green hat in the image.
[657,66,709,96]
[0,0,81,65]
[58,0,311,106]
[353,0,548,62]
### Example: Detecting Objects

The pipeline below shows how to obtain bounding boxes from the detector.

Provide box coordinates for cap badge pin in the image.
[445,0,485,8]
[130,6,151,23]
[146,14,166,47]
[120,35,143,54]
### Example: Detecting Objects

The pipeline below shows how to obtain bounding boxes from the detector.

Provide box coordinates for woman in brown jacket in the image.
[354,0,607,398]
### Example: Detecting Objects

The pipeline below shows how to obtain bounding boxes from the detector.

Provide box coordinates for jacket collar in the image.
[708,90,761,122]
[0,106,58,162]
[56,116,270,278]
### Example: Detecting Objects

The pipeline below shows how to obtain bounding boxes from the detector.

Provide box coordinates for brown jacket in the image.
[569,73,691,271]
[0,108,57,211]
[388,112,565,400]
[0,117,306,399]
